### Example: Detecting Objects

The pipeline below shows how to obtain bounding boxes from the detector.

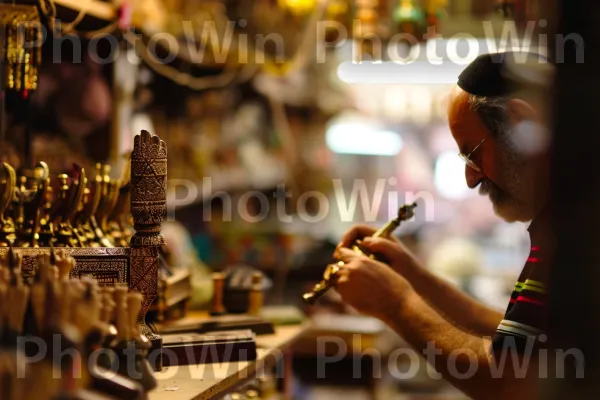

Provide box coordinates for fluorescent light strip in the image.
[337,61,471,84]
[326,124,403,156]
[336,39,548,84]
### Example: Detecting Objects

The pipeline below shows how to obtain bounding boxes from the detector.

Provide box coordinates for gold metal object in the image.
[52,167,88,247]
[302,202,418,304]
[86,164,113,247]
[0,163,17,246]
[13,162,50,247]
[3,158,149,249]
[0,4,42,92]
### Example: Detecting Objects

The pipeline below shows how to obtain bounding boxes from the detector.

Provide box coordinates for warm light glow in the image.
[394,0,425,23]
[326,123,403,156]
[434,151,470,200]
[279,0,316,15]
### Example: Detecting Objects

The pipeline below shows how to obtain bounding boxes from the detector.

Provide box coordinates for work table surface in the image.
[149,323,309,400]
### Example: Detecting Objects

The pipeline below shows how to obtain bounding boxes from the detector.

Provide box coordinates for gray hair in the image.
[468,95,510,139]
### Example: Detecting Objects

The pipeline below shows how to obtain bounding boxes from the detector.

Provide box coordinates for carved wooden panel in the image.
[1,247,130,283]
[71,258,129,284]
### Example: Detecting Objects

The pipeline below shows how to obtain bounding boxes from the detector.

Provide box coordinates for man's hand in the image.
[337,225,421,277]
[336,224,503,337]
[334,247,414,321]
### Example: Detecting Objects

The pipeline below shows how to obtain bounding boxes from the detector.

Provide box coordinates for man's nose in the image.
[465,165,485,189]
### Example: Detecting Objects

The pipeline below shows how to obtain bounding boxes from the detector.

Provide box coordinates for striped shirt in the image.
[492,213,551,354]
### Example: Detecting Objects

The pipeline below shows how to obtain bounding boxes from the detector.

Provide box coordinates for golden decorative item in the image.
[13,162,50,247]
[303,203,418,304]
[0,4,42,93]
[2,160,156,250]
[0,163,17,246]
[52,168,87,247]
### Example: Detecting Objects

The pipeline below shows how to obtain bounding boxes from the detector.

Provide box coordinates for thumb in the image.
[361,237,402,259]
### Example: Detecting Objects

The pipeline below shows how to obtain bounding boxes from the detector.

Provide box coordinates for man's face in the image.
[447,87,545,222]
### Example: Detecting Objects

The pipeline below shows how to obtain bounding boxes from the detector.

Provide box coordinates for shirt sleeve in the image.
[492,275,548,355]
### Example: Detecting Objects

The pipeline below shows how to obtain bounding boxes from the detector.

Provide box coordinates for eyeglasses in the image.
[458,137,487,172]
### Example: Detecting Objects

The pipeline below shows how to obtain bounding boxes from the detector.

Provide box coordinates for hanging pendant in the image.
[0,5,42,93]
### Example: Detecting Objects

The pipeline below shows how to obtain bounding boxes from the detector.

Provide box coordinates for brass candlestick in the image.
[302,203,417,304]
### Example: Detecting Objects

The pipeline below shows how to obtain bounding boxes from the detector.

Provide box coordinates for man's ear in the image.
[506,99,539,124]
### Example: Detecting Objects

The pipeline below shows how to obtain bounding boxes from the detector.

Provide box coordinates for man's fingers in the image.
[361,237,402,258]
[336,247,360,263]
[336,270,350,284]
[338,225,378,249]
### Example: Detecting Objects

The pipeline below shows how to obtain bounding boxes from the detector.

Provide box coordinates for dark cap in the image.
[457,52,550,97]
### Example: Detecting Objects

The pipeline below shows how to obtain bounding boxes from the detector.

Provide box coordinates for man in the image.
[334,52,553,399]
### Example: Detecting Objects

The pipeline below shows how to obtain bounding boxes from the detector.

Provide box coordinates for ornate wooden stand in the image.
[0,130,167,369]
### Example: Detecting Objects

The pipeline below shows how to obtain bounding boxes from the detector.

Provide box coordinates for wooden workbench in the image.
[149,323,310,400]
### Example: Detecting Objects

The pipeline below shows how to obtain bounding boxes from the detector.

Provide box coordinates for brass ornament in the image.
[0,163,17,247]
[303,203,418,304]
[0,4,42,93]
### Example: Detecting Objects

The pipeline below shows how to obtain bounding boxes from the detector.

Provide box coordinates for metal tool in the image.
[302,202,418,304]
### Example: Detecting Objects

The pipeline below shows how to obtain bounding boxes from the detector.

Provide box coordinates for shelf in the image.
[53,0,116,21]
